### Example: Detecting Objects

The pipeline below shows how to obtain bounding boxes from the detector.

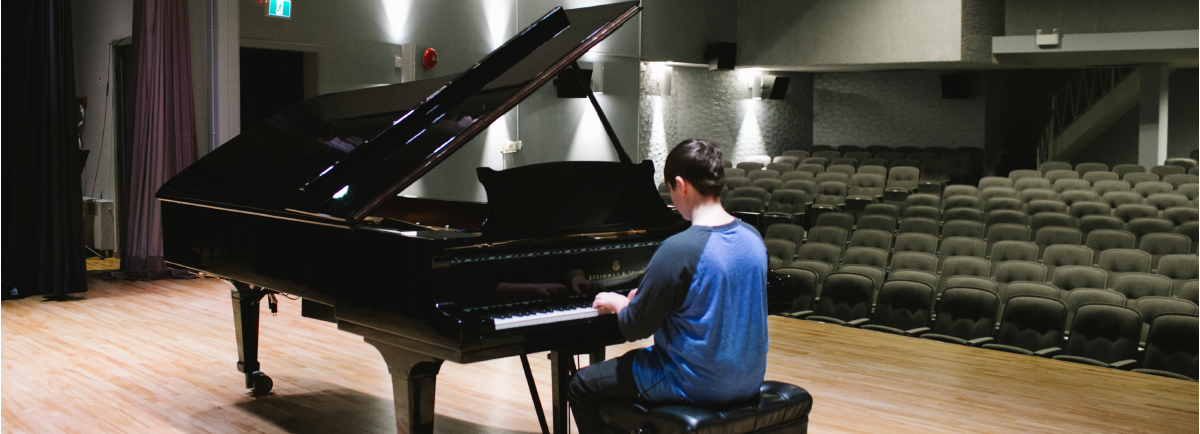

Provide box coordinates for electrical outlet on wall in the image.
[501,140,523,154]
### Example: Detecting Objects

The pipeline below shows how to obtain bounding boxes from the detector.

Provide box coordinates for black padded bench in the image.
[598,381,813,434]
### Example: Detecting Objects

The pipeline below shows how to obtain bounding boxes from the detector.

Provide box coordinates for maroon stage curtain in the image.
[123,0,197,280]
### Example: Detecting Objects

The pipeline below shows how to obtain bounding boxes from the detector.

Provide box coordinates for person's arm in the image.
[606,233,703,341]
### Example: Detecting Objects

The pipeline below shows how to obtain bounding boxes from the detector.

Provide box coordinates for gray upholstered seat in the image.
[1131,314,1199,381]
[1053,304,1141,369]
[983,296,1068,357]
[890,251,939,273]
[1096,249,1151,289]
[1051,265,1108,291]
[1041,244,1092,278]
[921,287,1000,346]
[898,217,939,237]
[860,280,935,336]
[894,233,938,255]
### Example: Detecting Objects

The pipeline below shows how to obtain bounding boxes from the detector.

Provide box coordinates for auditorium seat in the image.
[988,241,1038,275]
[813,150,841,161]
[736,161,764,172]
[943,184,979,200]
[1114,204,1159,223]
[765,223,805,247]
[797,163,825,175]
[782,180,817,199]
[986,225,1032,256]
[725,197,765,214]
[1096,249,1151,288]
[1036,227,1084,259]
[789,243,842,286]
[986,210,1028,229]
[1051,265,1108,291]
[827,164,856,178]
[1178,184,1198,201]
[1009,170,1041,181]
[814,212,854,233]
[898,218,940,237]
[1019,189,1059,206]
[860,280,936,336]
[1113,272,1173,300]
[888,269,941,291]
[999,282,1062,312]
[1112,164,1146,178]
[780,150,809,160]
[980,187,1017,202]
[776,267,818,312]
[1039,162,1072,175]
[1069,202,1112,219]
[978,176,1013,190]
[1083,171,1120,185]
[1135,181,1174,197]
[939,237,986,264]
[1179,280,1200,304]
[725,177,752,191]
[766,162,794,174]
[1164,158,1197,171]
[1030,212,1078,234]
[797,273,873,326]
[730,186,770,204]
[1139,233,1192,270]
[857,214,896,233]
[780,170,814,183]
[1123,172,1160,188]
[1053,304,1141,369]
[1044,169,1079,185]
[890,251,939,272]
[807,226,849,250]
[902,206,941,222]
[1026,199,1068,216]
[857,164,888,177]
[748,169,781,182]
[984,198,1024,213]
[768,256,783,271]
[1131,313,1198,381]
[1054,179,1091,194]
[1075,163,1108,177]
[1084,229,1135,263]
[814,172,850,185]
[844,151,873,163]
[850,229,893,251]
[936,258,993,296]
[1060,190,1101,207]
[1101,191,1144,208]
[921,287,1000,346]
[1151,165,1185,178]
[765,239,797,262]
[886,166,920,191]
[1130,296,1199,345]
[943,208,984,224]
[772,156,801,167]
[1092,180,1131,196]
[1042,245,1092,278]
[943,220,985,239]
[844,246,889,269]
[813,181,847,209]
[765,190,807,224]
[1146,193,1189,212]
[752,178,783,196]
[1078,215,1125,239]
[1062,289,1127,333]
[840,264,886,296]
[993,261,1048,294]
[1157,254,1200,296]
[862,203,900,219]
[983,296,1068,357]
[1128,217,1175,245]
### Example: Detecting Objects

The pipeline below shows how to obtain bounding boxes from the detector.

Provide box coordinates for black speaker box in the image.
[704,42,737,71]
[761,75,790,100]
[554,68,592,98]
[941,73,969,99]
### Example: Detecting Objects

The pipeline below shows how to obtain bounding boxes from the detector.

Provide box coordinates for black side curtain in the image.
[4,0,88,299]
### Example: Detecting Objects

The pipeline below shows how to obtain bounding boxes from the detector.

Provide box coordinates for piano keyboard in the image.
[494,306,603,330]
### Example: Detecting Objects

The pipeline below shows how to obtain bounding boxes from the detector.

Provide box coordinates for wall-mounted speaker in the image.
[554,68,593,98]
[761,75,790,100]
[704,42,737,71]
[941,73,969,99]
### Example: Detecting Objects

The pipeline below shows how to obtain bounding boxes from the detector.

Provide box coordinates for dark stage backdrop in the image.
[4,0,88,299]
[123,0,198,280]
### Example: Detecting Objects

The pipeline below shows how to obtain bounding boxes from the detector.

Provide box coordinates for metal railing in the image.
[1037,67,1137,164]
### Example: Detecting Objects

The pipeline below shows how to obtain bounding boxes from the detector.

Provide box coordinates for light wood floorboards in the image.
[3,276,1196,433]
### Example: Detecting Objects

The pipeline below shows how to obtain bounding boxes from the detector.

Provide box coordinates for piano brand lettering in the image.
[588,268,645,281]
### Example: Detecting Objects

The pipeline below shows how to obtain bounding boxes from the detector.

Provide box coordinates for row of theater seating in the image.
[780,273,1197,381]
[712,151,1199,380]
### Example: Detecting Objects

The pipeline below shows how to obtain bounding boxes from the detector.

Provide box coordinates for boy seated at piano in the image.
[570,139,769,432]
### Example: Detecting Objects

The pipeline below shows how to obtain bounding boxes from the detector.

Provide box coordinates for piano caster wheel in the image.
[249,371,273,395]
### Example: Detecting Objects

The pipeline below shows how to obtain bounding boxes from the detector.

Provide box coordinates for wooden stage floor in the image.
[3,276,1196,433]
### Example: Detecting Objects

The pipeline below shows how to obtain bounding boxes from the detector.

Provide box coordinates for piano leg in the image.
[550,346,605,434]
[363,339,444,434]
[230,281,273,395]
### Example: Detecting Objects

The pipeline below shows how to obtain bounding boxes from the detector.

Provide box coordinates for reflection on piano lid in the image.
[156,2,648,230]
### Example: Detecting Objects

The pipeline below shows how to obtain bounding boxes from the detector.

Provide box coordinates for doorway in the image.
[239,47,307,129]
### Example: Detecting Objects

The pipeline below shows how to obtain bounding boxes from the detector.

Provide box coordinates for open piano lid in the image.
[156,2,642,225]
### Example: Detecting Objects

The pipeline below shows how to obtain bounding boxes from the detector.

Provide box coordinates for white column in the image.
[209,0,240,150]
[1138,63,1168,168]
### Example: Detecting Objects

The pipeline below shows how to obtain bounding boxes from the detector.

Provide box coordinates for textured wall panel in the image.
[638,65,813,184]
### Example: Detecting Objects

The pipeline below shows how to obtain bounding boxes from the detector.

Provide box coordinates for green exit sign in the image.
[267,0,291,18]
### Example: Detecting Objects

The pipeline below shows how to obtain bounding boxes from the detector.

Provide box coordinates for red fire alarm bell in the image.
[423,48,438,70]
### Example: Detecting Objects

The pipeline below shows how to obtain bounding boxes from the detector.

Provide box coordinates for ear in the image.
[673,176,689,195]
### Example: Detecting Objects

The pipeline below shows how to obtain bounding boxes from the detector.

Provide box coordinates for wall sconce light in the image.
[590,61,604,95]
[739,68,763,99]
[394,43,416,83]
[650,63,672,96]
[760,75,790,100]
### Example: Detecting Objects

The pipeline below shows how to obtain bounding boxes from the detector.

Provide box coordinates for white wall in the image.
[1005,0,1199,36]
[736,0,966,69]
[73,0,133,202]
[640,0,738,64]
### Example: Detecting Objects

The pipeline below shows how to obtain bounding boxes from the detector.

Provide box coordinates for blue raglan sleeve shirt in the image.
[616,219,769,405]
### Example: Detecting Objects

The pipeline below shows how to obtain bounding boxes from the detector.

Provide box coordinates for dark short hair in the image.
[664,139,725,196]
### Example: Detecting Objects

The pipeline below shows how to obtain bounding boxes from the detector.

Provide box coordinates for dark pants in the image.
[568,350,640,434]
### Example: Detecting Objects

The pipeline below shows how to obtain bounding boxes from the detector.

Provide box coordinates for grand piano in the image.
[158,3,794,433]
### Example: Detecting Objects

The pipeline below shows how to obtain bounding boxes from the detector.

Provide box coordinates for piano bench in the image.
[598,381,813,434]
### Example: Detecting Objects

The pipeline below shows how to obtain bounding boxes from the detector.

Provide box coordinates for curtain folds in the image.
[123,0,198,280]
[5,0,88,299]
